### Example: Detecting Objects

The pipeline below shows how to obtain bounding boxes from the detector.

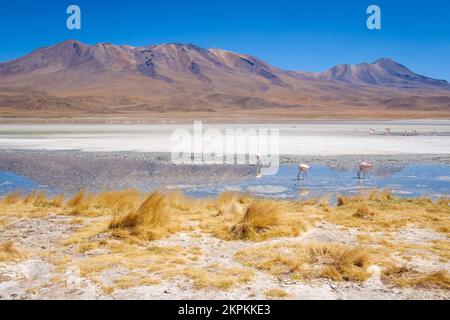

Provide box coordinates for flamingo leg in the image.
[357,170,361,179]
[297,171,301,181]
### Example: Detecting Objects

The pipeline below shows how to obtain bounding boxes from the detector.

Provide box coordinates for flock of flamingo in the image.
[295,127,423,181]
[297,161,374,181]
[368,128,419,136]
[279,127,426,181]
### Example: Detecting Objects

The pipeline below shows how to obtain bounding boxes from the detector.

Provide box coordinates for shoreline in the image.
[0,149,448,199]
[1,117,450,125]
[1,149,449,165]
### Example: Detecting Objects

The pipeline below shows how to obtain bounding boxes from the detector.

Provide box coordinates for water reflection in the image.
[0,154,449,201]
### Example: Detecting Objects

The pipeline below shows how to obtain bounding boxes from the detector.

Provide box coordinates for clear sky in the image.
[0,0,449,80]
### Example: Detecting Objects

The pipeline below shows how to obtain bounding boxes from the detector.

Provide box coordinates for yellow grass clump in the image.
[63,189,143,217]
[24,191,48,206]
[50,194,66,208]
[109,191,189,241]
[0,191,69,217]
[0,241,25,262]
[180,266,253,290]
[204,194,309,241]
[382,267,450,290]
[266,289,289,299]
[353,203,377,219]
[328,190,450,234]
[230,200,283,240]
[236,242,372,282]
[1,191,23,206]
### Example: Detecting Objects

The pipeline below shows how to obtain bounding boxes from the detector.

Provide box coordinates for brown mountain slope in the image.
[0,40,449,120]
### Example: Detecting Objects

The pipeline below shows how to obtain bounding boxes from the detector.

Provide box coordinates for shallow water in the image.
[176,164,450,201]
[0,121,449,200]
[1,164,449,202]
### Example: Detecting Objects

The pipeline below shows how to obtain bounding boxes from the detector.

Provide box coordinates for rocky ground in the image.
[0,211,448,300]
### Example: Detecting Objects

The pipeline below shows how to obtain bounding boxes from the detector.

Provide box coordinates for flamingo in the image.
[256,155,262,178]
[369,128,376,135]
[358,161,374,180]
[384,128,392,136]
[298,164,311,180]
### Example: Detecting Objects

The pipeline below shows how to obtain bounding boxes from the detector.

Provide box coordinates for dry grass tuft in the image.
[67,190,86,208]
[92,189,142,213]
[109,191,189,241]
[353,203,377,219]
[383,267,450,290]
[1,191,23,206]
[24,191,48,206]
[0,241,25,262]
[230,200,282,240]
[410,271,450,290]
[368,189,393,201]
[50,194,66,208]
[266,289,289,299]
[180,266,253,290]
[236,242,372,282]
[204,195,309,241]
[327,190,450,234]
[337,195,349,207]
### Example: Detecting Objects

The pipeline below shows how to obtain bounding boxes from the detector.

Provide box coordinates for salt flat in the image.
[0,121,449,155]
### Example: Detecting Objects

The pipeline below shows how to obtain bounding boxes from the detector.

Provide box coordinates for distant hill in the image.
[314,58,448,88]
[0,40,449,120]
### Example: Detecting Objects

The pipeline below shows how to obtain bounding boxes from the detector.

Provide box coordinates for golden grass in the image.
[67,190,86,208]
[236,242,371,282]
[328,190,450,234]
[203,194,309,241]
[0,189,310,242]
[112,275,160,290]
[266,289,289,299]
[382,267,450,290]
[108,191,191,241]
[50,194,66,208]
[0,191,66,218]
[408,271,450,290]
[353,203,377,219]
[1,191,23,206]
[24,191,48,206]
[1,188,449,295]
[71,241,214,293]
[0,241,25,262]
[230,200,283,240]
[180,266,254,290]
[4,188,447,242]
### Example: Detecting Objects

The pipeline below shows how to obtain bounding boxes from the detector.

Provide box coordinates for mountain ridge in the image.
[0,40,449,119]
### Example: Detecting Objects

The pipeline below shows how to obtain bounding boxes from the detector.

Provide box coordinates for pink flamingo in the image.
[298,164,311,180]
[358,161,374,180]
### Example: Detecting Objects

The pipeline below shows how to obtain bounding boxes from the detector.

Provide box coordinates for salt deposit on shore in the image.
[0,121,449,155]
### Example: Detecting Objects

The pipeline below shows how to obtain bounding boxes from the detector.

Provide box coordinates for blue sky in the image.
[0,0,449,80]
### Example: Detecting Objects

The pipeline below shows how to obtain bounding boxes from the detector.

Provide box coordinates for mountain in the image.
[0,40,449,120]
[314,58,449,88]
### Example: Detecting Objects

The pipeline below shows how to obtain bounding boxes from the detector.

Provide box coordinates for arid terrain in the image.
[0,40,449,120]
[0,189,449,300]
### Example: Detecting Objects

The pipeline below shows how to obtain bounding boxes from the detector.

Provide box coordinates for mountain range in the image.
[0,40,449,120]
